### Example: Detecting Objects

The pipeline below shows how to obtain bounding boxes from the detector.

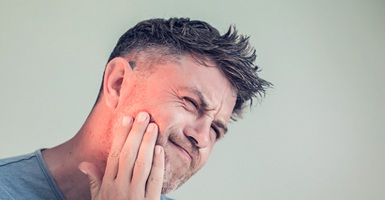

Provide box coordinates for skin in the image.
[42,54,237,199]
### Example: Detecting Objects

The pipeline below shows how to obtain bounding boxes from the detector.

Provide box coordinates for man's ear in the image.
[102,57,132,109]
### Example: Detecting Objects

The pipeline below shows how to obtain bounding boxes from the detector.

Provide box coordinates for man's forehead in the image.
[128,52,237,111]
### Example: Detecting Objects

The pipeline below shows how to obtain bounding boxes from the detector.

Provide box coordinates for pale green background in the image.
[1,1,384,200]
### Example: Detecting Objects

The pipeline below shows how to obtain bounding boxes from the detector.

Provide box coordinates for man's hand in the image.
[79,112,165,200]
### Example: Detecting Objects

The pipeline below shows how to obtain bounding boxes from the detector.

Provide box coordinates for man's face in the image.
[120,55,236,193]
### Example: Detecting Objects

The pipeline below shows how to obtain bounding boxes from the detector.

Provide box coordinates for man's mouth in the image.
[169,139,193,163]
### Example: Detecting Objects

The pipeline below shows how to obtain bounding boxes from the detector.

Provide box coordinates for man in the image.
[0,18,271,199]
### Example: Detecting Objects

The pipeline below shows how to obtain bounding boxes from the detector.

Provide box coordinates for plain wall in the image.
[1,1,384,199]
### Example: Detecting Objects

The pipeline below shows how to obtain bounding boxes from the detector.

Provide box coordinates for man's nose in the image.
[184,117,212,149]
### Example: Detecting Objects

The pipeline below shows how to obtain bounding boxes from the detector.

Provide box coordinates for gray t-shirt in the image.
[0,150,172,200]
[0,150,65,199]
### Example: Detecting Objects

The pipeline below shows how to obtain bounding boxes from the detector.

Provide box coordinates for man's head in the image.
[94,18,271,193]
[97,18,271,119]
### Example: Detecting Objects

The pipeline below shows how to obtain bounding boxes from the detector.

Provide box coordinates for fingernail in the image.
[80,169,88,175]
[137,112,148,122]
[155,145,162,154]
[122,116,132,126]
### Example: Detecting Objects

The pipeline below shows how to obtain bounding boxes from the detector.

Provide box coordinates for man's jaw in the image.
[161,152,195,194]
[155,129,201,194]
[160,136,200,194]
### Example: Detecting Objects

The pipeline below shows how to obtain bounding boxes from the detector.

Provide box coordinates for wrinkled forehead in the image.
[124,48,238,111]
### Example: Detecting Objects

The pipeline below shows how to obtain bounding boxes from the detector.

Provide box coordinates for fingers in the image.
[118,112,164,198]
[79,112,164,200]
[130,123,158,189]
[103,116,133,181]
[117,112,151,181]
[145,145,165,199]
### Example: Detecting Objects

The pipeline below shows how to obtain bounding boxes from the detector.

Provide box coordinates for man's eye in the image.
[183,97,198,109]
[211,125,221,140]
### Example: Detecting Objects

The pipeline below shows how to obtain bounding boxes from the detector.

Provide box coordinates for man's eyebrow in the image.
[182,86,229,134]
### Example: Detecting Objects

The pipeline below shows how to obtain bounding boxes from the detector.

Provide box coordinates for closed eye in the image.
[211,125,223,140]
[183,97,199,110]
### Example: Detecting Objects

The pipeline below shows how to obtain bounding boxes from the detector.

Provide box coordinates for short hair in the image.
[99,17,272,119]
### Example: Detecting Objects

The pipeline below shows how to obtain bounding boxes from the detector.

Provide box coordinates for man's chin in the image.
[161,177,188,194]
[161,162,193,194]
[161,175,185,194]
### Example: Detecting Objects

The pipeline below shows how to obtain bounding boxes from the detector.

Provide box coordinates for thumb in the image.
[79,161,103,197]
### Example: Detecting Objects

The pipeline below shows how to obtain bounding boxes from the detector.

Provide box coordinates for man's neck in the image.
[42,136,92,199]
[42,103,115,199]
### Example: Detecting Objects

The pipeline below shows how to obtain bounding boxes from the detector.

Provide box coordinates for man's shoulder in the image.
[0,151,40,179]
[0,152,36,167]
[0,152,40,199]
[0,150,65,200]
[0,182,15,200]
[0,152,173,200]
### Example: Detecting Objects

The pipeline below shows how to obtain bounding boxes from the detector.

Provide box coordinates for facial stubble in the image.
[157,128,200,194]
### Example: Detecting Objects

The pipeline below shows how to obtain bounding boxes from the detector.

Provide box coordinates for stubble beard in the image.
[158,129,199,194]
[161,152,195,194]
